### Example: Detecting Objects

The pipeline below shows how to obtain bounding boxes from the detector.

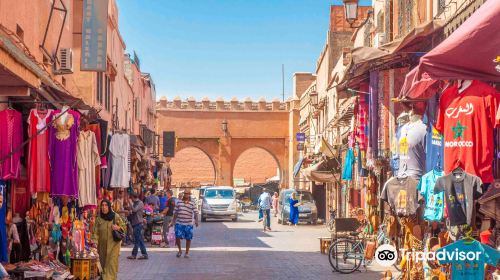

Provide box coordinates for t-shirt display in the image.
[436,80,500,183]
[424,95,444,172]
[434,171,482,226]
[418,170,445,221]
[381,176,420,216]
[396,118,427,178]
[437,239,500,280]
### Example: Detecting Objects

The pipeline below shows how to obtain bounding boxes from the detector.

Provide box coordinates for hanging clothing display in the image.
[434,170,482,226]
[77,130,101,207]
[109,134,130,188]
[11,180,30,218]
[48,109,80,197]
[381,176,420,216]
[436,80,500,183]
[424,95,444,172]
[341,148,354,181]
[437,239,500,280]
[396,118,427,178]
[418,169,445,221]
[0,181,7,263]
[0,109,23,180]
[27,109,53,194]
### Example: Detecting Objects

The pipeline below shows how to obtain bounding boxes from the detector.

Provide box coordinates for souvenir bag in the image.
[167,227,175,244]
[111,217,125,242]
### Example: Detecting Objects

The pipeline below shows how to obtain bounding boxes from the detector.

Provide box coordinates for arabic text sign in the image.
[81,0,108,72]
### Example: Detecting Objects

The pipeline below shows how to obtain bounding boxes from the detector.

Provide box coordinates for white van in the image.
[201,186,238,222]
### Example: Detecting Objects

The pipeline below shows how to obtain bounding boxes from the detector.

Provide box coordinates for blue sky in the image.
[117,0,371,101]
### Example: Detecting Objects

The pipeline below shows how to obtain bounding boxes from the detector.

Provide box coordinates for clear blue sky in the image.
[117,0,371,101]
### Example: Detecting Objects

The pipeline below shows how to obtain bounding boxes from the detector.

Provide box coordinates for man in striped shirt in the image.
[170,189,199,258]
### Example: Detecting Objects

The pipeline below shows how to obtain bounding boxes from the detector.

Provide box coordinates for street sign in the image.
[81,0,109,71]
[297,143,304,151]
[296,133,305,142]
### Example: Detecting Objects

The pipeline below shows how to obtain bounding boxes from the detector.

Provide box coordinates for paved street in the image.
[118,211,392,280]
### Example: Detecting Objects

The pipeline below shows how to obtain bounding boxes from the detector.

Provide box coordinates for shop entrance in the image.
[312,183,326,220]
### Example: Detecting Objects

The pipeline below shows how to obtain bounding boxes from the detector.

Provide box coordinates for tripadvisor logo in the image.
[375,244,398,267]
[375,244,483,267]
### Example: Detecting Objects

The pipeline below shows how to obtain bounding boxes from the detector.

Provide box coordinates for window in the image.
[96,73,103,104]
[105,75,111,111]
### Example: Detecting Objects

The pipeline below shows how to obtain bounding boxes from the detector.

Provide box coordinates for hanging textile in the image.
[0,181,8,262]
[369,71,379,157]
[11,179,30,218]
[0,109,23,180]
[77,130,101,207]
[109,134,130,188]
[27,109,53,194]
[436,80,500,183]
[48,109,80,197]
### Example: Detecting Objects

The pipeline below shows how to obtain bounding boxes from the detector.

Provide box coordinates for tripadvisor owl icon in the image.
[375,244,398,267]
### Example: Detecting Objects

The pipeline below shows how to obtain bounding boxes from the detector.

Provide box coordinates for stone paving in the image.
[117,212,394,280]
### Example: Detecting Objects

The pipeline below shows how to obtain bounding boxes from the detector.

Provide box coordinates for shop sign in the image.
[81,0,109,71]
[296,133,306,142]
[297,143,305,151]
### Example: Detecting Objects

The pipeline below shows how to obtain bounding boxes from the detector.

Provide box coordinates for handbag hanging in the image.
[111,217,125,242]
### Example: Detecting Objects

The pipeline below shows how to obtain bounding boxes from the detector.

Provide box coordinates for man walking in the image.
[258,188,272,231]
[127,193,148,260]
[161,190,176,247]
[170,190,199,258]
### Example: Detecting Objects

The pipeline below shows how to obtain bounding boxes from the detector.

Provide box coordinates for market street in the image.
[118,211,391,280]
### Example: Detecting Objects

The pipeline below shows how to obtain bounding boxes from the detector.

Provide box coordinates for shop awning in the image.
[328,96,356,128]
[293,157,305,178]
[301,159,340,183]
[339,20,444,90]
[401,0,500,98]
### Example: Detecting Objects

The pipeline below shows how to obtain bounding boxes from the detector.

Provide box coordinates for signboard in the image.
[296,133,306,142]
[81,0,109,71]
[297,143,305,151]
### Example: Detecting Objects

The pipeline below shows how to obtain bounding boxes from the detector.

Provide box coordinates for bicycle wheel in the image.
[328,239,363,274]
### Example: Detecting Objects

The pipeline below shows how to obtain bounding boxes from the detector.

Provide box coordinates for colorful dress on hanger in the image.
[77,130,101,207]
[48,110,80,197]
[109,134,130,188]
[0,109,23,180]
[28,109,53,194]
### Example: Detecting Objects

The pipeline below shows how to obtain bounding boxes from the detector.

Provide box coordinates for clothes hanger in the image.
[452,159,464,174]
[462,225,475,244]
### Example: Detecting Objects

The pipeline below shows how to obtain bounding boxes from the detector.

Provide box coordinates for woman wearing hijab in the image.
[92,200,126,280]
[288,192,299,226]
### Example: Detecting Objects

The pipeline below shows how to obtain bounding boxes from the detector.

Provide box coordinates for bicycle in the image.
[326,209,337,232]
[328,224,400,274]
[262,208,270,232]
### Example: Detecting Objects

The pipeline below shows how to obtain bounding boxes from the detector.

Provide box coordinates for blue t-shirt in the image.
[424,96,444,172]
[418,170,445,221]
[437,240,500,280]
[159,196,167,212]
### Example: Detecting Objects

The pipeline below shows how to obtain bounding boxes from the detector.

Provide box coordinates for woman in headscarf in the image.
[92,199,126,280]
[289,192,299,226]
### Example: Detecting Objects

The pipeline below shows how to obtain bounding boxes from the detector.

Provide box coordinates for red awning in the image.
[400,0,500,98]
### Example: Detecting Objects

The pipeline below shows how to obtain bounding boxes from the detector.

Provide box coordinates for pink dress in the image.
[28,109,53,193]
[0,109,23,180]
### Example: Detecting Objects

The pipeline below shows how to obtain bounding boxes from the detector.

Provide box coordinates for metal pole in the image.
[282,64,285,102]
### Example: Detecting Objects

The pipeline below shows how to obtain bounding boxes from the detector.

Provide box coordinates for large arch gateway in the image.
[156,97,292,187]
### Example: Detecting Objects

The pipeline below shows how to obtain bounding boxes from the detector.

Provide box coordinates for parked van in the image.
[201,186,238,222]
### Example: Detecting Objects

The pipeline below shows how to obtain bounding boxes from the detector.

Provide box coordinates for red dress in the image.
[28,109,53,194]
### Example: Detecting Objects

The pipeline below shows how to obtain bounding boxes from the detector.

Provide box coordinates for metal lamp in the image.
[343,0,359,25]
[221,119,228,136]
[310,91,319,107]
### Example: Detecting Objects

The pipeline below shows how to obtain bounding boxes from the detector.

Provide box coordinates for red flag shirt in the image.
[436,80,500,183]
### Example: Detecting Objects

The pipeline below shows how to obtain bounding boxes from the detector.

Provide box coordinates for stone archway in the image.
[171,140,219,186]
[233,147,280,185]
